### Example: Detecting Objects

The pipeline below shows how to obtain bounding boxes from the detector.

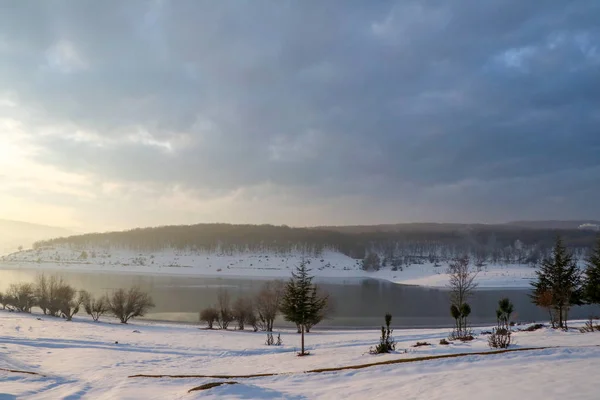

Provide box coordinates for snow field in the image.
[1,311,599,399]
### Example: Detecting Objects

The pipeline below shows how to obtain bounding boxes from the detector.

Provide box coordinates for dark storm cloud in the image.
[1,0,599,221]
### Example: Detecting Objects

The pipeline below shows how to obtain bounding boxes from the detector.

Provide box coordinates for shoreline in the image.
[0,261,530,291]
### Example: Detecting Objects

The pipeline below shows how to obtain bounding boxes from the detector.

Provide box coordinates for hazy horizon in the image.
[1,1,599,232]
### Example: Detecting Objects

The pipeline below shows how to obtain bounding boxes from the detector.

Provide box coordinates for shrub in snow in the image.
[265,332,283,346]
[486,297,513,348]
[522,323,545,332]
[108,287,155,324]
[81,292,110,322]
[6,283,36,313]
[413,342,431,347]
[370,313,396,354]
[488,328,511,349]
[439,338,450,345]
[449,303,473,340]
[199,307,219,329]
[579,317,600,333]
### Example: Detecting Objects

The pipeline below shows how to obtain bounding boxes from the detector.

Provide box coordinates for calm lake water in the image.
[0,268,595,328]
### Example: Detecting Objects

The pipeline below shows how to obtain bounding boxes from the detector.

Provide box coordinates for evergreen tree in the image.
[530,236,583,329]
[280,262,328,356]
[496,298,514,329]
[584,237,600,306]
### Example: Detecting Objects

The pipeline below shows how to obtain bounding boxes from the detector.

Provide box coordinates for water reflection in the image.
[0,268,595,328]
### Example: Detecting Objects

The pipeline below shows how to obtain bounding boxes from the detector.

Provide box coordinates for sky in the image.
[0,0,599,232]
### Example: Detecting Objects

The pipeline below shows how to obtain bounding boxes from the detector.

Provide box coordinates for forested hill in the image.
[33,222,600,263]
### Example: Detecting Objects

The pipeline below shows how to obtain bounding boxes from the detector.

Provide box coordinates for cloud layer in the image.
[1,1,599,230]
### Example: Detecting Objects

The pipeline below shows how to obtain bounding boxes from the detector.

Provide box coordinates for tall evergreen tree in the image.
[530,236,583,329]
[584,237,600,306]
[280,262,328,356]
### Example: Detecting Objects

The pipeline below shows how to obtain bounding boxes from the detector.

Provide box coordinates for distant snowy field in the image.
[1,311,599,399]
[0,246,540,288]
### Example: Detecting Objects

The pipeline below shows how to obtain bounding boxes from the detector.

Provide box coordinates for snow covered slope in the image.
[1,311,599,399]
[0,245,540,288]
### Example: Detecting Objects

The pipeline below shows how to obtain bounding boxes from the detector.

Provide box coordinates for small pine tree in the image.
[530,237,583,329]
[280,262,328,356]
[496,298,514,330]
[489,298,514,349]
[370,313,396,354]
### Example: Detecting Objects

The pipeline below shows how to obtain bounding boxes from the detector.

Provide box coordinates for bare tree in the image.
[35,273,68,317]
[81,292,110,322]
[216,289,234,329]
[34,273,50,315]
[232,296,255,331]
[46,275,68,317]
[7,283,36,313]
[254,280,285,332]
[108,287,155,323]
[447,255,478,338]
[199,307,219,329]
[58,287,86,321]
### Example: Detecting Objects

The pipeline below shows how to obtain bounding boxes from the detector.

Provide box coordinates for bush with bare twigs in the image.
[232,296,255,331]
[216,289,234,329]
[108,287,155,323]
[81,292,110,322]
[265,333,283,346]
[6,283,36,313]
[199,307,219,329]
[254,280,285,332]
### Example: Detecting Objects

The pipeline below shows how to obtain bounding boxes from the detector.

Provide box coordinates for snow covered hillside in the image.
[1,311,599,399]
[0,245,541,288]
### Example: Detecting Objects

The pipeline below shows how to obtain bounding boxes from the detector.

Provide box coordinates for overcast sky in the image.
[1,1,599,231]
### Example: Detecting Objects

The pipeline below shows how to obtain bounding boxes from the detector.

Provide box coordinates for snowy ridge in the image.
[0,245,542,288]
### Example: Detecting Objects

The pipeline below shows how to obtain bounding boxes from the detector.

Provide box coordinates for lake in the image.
[0,268,596,328]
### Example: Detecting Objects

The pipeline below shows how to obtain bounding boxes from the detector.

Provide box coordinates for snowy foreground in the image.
[1,247,538,288]
[1,311,599,399]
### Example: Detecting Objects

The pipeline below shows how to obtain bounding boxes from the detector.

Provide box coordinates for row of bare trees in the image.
[0,273,154,324]
[200,278,332,333]
[199,281,286,331]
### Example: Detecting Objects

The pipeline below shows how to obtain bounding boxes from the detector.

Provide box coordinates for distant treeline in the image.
[33,223,600,263]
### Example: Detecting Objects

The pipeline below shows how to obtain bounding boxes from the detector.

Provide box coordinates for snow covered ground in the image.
[1,311,599,399]
[1,246,540,288]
